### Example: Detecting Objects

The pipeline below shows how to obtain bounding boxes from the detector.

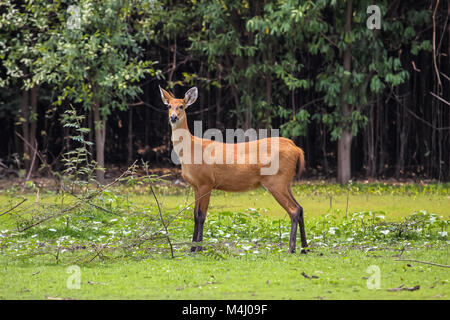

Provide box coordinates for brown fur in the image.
[160,87,308,253]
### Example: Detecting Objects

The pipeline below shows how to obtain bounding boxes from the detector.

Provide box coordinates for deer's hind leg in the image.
[263,182,302,253]
[288,188,308,253]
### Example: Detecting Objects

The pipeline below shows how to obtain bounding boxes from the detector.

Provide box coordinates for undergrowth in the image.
[0,183,448,265]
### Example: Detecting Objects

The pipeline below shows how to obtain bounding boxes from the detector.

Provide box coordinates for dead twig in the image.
[100,160,138,190]
[0,198,27,217]
[18,161,138,232]
[15,131,56,181]
[430,91,450,107]
[387,284,420,292]
[440,72,450,82]
[301,272,319,279]
[24,139,38,185]
[65,191,120,216]
[395,258,450,268]
[88,244,107,263]
[404,105,450,130]
[18,201,82,232]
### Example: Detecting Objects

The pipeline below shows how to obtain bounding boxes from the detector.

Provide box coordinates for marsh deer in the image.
[159,86,307,253]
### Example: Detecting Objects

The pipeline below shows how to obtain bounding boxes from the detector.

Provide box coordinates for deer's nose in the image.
[170,114,178,123]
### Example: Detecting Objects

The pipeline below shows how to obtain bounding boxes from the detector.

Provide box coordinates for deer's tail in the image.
[296,147,306,177]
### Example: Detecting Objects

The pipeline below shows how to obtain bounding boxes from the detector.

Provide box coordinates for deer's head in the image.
[159,86,198,128]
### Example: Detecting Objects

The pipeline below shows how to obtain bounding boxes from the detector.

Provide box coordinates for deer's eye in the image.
[179,106,183,110]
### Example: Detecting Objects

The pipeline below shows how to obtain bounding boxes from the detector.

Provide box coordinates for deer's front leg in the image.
[191,187,212,252]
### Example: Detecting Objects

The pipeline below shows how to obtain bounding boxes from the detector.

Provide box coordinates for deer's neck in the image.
[170,115,195,156]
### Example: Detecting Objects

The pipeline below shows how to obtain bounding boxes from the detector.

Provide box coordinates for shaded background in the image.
[0,0,449,182]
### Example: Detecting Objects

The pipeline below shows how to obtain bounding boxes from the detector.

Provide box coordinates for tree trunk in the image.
[395,93,408,178]
[21,89,30,173]
[337,0,353,184]
[338,126,353,184]
[127,107,133,164]
[93,104,106,184]
[367,101,376,177]
[88,108,94,155]
[320,123,329,174]
[30,86,38,174]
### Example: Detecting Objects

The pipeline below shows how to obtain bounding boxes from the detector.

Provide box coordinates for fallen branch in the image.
[66,191,121,216]
[388,284,420,292]
[0,198,27,217]
[18,201,82,232]
[395,258,450,268]
[18,161,138,232]
[301,272,319,279]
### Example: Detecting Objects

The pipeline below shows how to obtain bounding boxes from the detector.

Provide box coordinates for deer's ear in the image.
[184,87,198,107]
[159,86,173,106]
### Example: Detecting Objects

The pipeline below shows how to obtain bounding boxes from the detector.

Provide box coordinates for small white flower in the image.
[48,228,57,232]
[380,230,390,235]
[438,231,448,237]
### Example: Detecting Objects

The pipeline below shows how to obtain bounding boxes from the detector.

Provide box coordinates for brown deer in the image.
[159,86,307,253]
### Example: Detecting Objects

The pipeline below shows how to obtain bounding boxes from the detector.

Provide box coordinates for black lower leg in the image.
[289,214,298,253]
[298,206,308,254]
[191,222,199,252]
[191,209,205,252]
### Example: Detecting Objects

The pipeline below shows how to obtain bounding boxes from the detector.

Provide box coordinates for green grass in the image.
[1,247,448,300]
[163,188,450,220]
[0,182,449,300]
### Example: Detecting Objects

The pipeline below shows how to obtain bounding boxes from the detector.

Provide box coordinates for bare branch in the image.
[0,198,27,217]
[430,91,450,107]
[395,258,450,268]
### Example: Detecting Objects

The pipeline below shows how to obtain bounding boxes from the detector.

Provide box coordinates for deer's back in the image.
[181,137,302,192]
